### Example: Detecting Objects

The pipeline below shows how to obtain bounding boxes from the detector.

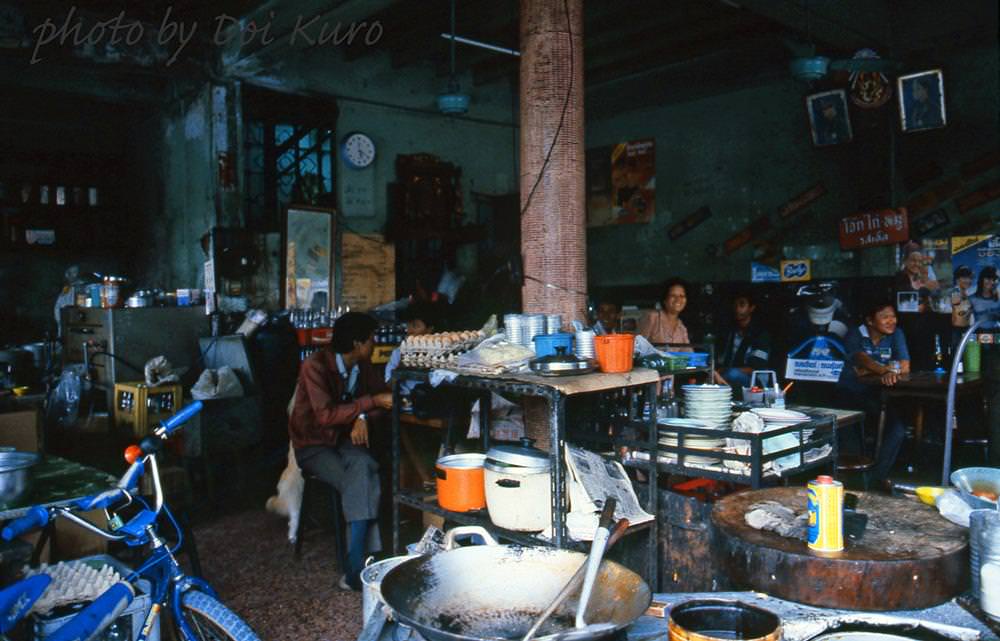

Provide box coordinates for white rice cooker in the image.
[484,438,551,532]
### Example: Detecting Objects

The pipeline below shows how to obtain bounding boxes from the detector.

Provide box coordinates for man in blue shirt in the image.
[837,301,911,482]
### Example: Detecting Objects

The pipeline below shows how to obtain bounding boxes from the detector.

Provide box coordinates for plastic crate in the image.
[32,554,158,641]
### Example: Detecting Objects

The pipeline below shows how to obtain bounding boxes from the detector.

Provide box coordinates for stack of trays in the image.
[575,330,596,360]
[683,384,734,428]
[504,314,524,344]
[658,418,723,466]
[751,408,813,440]
[523,314,546,348]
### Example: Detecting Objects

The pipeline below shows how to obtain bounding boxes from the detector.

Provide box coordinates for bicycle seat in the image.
[0,574,51,634]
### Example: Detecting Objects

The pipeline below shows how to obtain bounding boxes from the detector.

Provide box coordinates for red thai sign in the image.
[838,208,909,250]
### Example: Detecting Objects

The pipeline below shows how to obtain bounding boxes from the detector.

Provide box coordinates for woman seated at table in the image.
[638,278,692,350]
[836,300,910,483]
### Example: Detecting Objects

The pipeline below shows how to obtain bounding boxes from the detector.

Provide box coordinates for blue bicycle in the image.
[0,572,134,641]
[2,401,261,641]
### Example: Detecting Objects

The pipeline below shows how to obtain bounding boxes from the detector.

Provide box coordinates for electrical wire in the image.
[518,0,574,221]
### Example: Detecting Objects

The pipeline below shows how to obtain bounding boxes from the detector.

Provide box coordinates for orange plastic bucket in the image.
[435,453,486,512]
[594,333,635,373]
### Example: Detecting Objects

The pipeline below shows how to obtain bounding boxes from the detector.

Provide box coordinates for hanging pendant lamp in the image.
[437,0,470,115]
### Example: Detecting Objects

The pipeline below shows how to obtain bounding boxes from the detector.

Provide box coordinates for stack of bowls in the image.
[523,314,546,348]
[504,314,523,344]
[682,384,733,428]
[545,314,563,334]
[575,330,596,360]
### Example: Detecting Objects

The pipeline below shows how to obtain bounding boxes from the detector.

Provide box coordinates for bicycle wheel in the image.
[176,590,261,641]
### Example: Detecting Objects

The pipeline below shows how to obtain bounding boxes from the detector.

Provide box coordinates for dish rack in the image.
[623,413,838,488]
[400,330,485,368]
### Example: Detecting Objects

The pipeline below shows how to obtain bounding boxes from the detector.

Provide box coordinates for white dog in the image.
[265,442,305,543]
[265,387,305,543]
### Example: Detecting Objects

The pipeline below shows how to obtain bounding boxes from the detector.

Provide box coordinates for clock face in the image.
[342,132,376,169]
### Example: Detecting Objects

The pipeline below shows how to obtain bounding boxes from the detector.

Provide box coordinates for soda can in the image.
[807,475,844,553]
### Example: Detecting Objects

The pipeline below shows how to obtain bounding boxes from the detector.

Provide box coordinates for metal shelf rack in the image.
[619,413,838,488]
[390,366,661,583]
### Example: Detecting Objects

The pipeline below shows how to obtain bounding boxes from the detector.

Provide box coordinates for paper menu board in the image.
[341,232,395,312]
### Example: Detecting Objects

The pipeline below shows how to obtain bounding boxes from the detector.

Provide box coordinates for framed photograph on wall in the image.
[806,89,853,147]
[898,69,946,132]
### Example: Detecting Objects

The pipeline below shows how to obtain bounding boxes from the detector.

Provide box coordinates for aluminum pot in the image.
[360,555,417,625]
[0,451,41,504]
[380,526,651,641]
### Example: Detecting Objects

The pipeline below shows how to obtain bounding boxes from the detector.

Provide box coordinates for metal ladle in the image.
[522,499,625,641]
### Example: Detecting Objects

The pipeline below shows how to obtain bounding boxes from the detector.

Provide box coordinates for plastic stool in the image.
[294,472,347,571]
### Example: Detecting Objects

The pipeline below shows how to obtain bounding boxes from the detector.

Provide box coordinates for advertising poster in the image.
[608,139,655,225]
[785,335,847,383]
[953,234,1000,287]
[585,145,614,227]
[781,259,812,282]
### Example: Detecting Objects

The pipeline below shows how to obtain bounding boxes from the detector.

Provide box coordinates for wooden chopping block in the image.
[712,487,968,611]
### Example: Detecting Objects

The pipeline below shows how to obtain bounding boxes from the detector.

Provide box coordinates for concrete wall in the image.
[585,40,1000,290]
[135,87,218,290]
[240,46,518,242]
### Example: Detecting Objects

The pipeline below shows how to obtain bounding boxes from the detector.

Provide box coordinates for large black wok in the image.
[380,527,651,641]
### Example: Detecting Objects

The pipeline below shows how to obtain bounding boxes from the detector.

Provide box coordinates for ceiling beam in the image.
[733,0,888,53]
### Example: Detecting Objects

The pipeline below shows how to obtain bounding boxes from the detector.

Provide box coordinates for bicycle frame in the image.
[1,402,256,641]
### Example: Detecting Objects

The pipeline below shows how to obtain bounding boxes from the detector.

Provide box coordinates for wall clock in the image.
[341,131,376,169]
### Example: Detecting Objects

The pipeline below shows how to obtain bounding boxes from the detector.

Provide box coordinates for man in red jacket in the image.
[289,312,393,590]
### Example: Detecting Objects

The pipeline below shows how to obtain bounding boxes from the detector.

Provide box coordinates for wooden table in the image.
[712,487,968,611]
[859,371,984,483]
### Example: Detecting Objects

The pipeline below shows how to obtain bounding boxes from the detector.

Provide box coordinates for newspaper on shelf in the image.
[560,444,654,541]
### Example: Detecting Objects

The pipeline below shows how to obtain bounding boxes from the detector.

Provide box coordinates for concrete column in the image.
[519,0,586,326]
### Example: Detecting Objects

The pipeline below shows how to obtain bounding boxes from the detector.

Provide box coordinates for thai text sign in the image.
[838,208,909,250]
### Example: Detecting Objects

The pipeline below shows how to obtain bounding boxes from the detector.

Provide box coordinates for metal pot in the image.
[361,555,417,625]
[380,527,651,641]
[0,451,41,504]
[529,347,597,377]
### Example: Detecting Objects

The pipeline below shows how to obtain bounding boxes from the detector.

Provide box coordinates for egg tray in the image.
[22,560,126,615]
[399,331,484,357]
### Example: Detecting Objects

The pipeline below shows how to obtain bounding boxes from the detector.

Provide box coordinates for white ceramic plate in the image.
[751,408,809,421]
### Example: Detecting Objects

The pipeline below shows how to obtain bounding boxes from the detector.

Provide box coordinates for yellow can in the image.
[807,475,844,552]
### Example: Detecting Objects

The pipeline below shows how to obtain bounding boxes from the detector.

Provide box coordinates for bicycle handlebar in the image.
[2,506,51,541]
[46,581,134,641]
[158,400,203,437]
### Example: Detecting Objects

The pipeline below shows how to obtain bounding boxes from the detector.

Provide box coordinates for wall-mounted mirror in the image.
[282,205,336,310]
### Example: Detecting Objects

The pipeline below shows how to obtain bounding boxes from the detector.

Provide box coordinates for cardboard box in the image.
[0,409,42,452]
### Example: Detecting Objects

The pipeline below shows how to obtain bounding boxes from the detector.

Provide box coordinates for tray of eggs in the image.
[400,330,486,368]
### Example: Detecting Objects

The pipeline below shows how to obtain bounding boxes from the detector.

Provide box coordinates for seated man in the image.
[714,291,771,391]
[592,296,623,335]
[288,312,393,590]
[836,300,910,483]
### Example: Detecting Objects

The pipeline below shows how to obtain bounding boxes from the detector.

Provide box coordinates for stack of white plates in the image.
[575,330,596,359]
[751,408,813,440]
[504,314,523,344]
[523,314,546,348]
[657,418,722,466]
[545,313,563,334]
[683,384,733,428]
